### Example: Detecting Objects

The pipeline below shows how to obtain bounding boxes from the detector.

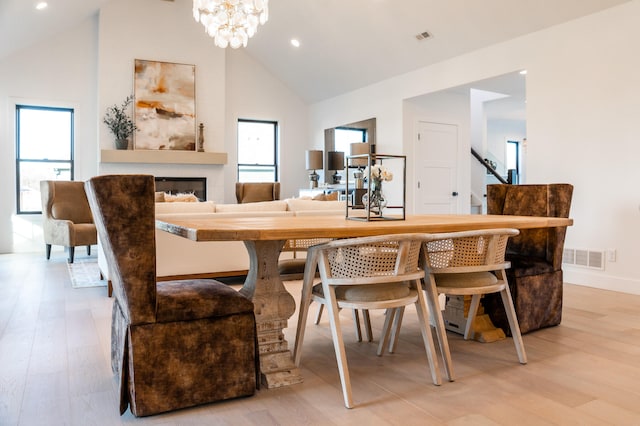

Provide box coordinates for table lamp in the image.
[305,150,323,188]
[350,143,369,188]
[349,143,370,167]
[328,151,345,184]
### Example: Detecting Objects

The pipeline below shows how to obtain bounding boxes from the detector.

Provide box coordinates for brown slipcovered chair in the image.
[235,182,280,203]
[484,184,573,335]
[40,180,97,263]
[85,174,258,417]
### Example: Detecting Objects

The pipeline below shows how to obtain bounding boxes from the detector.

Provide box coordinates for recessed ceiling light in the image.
[35,2,48,10]
[520,70,527,75]
[290,39,300,48]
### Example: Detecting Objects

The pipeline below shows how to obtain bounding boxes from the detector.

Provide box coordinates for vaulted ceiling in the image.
[0,0,631,103]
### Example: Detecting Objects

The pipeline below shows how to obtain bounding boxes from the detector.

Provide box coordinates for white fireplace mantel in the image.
[100,149,227,165]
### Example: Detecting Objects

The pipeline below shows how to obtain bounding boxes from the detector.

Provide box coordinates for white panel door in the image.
[415,121,459,214]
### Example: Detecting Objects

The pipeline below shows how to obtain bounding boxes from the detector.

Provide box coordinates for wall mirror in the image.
[323,117,376,184]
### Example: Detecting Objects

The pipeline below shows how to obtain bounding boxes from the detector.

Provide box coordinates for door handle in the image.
[452,191,459,196]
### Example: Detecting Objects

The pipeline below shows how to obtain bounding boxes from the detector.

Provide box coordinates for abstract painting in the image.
[133,59,196,150]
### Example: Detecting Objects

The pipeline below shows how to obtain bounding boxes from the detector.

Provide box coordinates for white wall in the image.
[403,90,471,213]
[0,0,308,251]
[487,119,527,176]
[225,49,308,202]
[97,0,308,203]
[470,89,516,205]
[523,2,640,294]
[0,16,99,253]
[96,0,228,202]
[309,1,640,295]
[2,0,640,294]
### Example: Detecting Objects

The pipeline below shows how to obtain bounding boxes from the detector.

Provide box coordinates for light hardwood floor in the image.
[1,252,640,425]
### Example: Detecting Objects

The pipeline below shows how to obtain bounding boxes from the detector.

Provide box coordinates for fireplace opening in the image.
[154,177,207,201]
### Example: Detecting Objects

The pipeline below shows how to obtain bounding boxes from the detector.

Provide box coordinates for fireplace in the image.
[154,177,207,201]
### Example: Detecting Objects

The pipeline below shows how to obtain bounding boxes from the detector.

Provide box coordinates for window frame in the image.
[506,140,520,184]
[506,140,520,174]
[15,104,75,214]
[236,118,279,182]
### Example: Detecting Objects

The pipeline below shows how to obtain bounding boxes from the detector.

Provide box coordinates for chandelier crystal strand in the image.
[193,0,269,49]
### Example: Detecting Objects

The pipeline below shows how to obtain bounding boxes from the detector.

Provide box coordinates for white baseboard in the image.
[564,268,640,295]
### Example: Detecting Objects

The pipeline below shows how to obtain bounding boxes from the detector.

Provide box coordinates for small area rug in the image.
[67,258,107,289]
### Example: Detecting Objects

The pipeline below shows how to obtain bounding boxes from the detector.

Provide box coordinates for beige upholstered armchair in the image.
[235,182,280,203]
[86,174,258,417]
[40,180,97,263]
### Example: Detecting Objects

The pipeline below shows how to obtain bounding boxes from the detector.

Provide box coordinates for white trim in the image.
[564,269,640,296]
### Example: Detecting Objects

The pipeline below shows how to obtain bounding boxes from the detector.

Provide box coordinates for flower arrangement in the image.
[363,164,392,216]
[103,95,137,142]
[366,164,393,183]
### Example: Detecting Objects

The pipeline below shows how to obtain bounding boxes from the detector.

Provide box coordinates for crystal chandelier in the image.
[193,0,269,49]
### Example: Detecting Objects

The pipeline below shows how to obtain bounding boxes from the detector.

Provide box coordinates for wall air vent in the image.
[563,248,604,270]
[416,31,431,41]
[562,248,575,264]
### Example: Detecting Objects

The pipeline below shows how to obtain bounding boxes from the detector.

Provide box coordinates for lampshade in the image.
[328,151,345,171]
[306,150,323,170]
[349,143,370,167]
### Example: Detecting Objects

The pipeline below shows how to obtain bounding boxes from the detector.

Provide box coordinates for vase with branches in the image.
[363,164,393,215]
[103,95,137,149]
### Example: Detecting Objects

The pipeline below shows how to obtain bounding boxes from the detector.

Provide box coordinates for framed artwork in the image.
[133,59,196,150]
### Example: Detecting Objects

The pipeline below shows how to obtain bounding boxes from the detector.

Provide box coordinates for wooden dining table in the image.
[156,213,573,388]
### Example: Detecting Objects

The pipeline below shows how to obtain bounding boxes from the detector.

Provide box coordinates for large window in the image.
[16,105,74,214]
[334,126,366,155]
[237,119,278,182]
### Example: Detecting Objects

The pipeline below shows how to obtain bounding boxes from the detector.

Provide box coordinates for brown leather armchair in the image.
[235,182,280,203]
[40,180,97,263]
[483,183,573,334]
[86,174,258,417]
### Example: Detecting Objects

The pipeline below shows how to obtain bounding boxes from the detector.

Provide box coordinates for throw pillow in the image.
[311,192,339,201]
[164,192,199,202]
[325,191,339,201]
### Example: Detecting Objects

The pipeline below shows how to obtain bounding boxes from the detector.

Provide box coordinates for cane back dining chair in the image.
[384,229,526,381]
[280,237,373,342]
[279,237,332,280]
[420,228,527,366]
[293,234,442,408]
[85,174,258,417]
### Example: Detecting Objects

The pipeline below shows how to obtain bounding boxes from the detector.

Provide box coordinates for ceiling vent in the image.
[416,31,431,41]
